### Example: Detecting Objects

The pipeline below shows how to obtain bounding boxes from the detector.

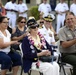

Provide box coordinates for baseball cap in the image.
[27,18,39,28]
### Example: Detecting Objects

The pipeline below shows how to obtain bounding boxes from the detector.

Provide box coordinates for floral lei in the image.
[28,32,47,50]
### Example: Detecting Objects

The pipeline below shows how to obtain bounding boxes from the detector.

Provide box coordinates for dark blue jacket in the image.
[22,36,53,73]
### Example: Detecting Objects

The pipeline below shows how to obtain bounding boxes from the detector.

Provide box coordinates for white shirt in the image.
[70,3,76,16]
[38,25,55,45]
[5,1,18,17]
[0,30,11,54]
[38,3,52,17]
[55,3,69,16]
[18,3,28,18]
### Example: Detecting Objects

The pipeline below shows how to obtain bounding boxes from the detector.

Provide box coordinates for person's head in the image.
[44,14,53,28]
[18,0,23,4]
[0,16,9,30]
[65,12,75,28]
[59,0,64,3]
[43,0,47,4]
[27,18,39,34]
[39,19,44,26]
[73,0,76,3]
[11,0,16,3]
[16,16,26,27]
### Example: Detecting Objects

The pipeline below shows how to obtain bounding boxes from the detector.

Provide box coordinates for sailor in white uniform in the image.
[38,0,52,17]
[17,0,28,19]
[39,14,55,45]
[55,0,69,33]
[70,0,76,16]
[38,14,58,57]
[5,0,18,28]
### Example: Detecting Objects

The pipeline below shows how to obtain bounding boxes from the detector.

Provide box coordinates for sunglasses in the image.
[40,21,44,24]
[30,24,39,29]
[20,21,26,23]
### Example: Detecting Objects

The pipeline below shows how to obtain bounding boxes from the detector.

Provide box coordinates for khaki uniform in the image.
[58,26,76,75]
[58,26,76,53]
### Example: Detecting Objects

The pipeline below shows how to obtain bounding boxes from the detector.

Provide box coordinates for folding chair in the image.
[57,54,73,75]
[19,43,43,75]
[56,40,73,75]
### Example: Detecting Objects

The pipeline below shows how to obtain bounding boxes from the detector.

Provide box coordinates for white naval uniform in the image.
[55,3,69,33]
[38,25,59,57]
[38,3,52,17]
[70,3,76,16]
[38,25,55,45]
[17,3,28,18]
[5,1,18,28]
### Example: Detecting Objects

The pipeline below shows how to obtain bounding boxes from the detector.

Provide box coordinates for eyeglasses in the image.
[30,24,39,29]
[2,22,9,24]
[20,21,26,24]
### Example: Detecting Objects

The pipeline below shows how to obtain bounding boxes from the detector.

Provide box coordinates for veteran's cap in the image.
[27,18,39,28]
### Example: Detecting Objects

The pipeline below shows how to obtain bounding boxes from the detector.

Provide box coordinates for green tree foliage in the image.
[29,6,40,20]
